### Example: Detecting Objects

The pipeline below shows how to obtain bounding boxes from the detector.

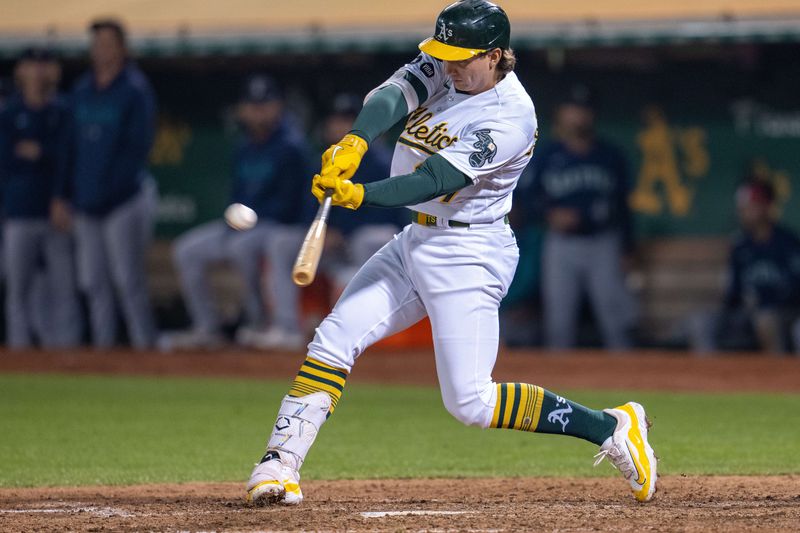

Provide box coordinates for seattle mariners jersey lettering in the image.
[368,52,538,224]
[542,165,615,198]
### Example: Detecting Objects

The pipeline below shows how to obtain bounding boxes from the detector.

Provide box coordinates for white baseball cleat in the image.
[245,453,303,506]
[280,463,303,505]
[594,401,658,502]
[246,457,284,506]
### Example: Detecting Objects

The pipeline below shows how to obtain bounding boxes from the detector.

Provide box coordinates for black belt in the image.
[410,210,508,228]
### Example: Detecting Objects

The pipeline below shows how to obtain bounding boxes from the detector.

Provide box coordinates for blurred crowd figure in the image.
[689,179,800,354]
[518,88,636,350]
[56,20,159,349]
[163,74,311,351]
[0,48,81,348]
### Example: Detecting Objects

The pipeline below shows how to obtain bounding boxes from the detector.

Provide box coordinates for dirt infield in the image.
[2,349,799,531]
[2,347,799,392]
[1,476,799,532]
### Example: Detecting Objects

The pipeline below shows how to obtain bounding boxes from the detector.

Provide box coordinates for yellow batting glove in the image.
[320,133,368,181]
[312,172,365,210]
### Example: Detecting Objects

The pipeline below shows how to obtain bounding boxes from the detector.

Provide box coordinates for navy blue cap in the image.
[17,47,58,62]
[559,84,594,108]
[241,74,282,103]
[330,93,362,117]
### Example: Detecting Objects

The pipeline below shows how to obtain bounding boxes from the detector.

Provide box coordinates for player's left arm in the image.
[321,52,446,181]
[319,86,407,183]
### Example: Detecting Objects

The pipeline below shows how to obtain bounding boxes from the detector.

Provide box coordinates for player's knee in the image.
[442,390,493,428]
[306,316,356,372]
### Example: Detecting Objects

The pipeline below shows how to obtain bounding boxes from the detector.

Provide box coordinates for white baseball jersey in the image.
[366,52,538,224]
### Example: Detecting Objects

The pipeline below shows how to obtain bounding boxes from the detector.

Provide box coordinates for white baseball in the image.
[224,203,258,231]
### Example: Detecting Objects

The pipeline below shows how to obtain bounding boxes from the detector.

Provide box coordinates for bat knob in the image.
[293,270,314,287]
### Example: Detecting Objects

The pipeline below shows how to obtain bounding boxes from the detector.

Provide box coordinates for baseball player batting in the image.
[246,0,657,506]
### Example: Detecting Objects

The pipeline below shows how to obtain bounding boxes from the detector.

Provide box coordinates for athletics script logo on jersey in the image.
[402,107,460,153]
[468,129,497,167]
[547,396,573,432]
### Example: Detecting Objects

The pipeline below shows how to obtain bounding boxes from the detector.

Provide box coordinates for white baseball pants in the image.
[308,222,519,428]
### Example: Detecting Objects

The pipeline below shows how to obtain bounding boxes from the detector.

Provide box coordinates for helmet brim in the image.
[418,37,486,61]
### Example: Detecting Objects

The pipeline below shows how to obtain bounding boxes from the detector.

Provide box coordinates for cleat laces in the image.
[593,442,635,480]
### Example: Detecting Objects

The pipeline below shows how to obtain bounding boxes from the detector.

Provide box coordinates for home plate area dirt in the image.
[1,476,798,532]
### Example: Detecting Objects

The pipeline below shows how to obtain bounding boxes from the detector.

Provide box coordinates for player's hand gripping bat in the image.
[292,189,333,287]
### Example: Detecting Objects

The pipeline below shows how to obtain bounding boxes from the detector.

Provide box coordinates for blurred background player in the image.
[53,19,159,349]
[0,48,81,348]
[689,178,800,354]
[524,87,636,350]
[320,93,399,293]
[164,74,311,350]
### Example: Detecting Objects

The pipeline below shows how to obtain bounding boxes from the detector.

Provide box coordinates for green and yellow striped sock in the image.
[288,357,348,414]
[491,383,616,445]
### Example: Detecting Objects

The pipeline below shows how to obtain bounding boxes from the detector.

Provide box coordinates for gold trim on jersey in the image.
[398,137,436,156]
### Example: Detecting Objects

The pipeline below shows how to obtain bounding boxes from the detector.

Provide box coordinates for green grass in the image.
[1,373,798,487]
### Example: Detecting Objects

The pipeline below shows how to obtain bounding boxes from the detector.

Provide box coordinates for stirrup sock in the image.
[490,383,616,445]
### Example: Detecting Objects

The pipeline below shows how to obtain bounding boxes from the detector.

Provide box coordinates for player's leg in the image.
[170,220,230,345]
[41,227,82,348]
[542,232,583,349]
[2,221,43,348]
[247,231,426,505]
[414,226,656,502]
[242,223,306,349]
[103,181,158,349]
[224,223,271,332]
[584,231,633,350]
[74,214,117,348]
[752,308,786,353]
[349,224,399,266]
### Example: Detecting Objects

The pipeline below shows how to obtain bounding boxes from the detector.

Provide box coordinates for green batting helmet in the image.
[419,0,511,61]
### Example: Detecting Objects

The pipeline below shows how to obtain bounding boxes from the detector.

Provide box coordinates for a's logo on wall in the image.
[436,21,453,42]
[630,106,710,217]
[468,129,497,168]
[150,116,192,166]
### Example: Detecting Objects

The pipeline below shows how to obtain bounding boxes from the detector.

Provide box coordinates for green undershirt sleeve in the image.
[362,154,472,208]
[350,85,409,145]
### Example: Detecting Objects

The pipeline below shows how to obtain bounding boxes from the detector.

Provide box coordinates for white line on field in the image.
[0,505,135,518]
[361,510,474,518]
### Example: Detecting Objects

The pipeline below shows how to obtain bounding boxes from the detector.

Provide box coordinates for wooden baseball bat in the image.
[292,190,333,287]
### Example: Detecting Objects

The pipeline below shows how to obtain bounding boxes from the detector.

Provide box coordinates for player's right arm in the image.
[313,154,470,210]
[321,52,446,180]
